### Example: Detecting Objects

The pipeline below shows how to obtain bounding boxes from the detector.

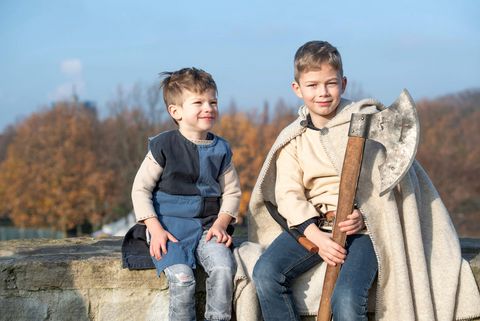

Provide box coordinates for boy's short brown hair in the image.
[160,67,217,107]
[294,41,343,82]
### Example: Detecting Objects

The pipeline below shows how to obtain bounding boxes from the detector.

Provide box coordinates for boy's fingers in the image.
[216,233,224,243]
[344,214,360,224]
[346,222,364,235]
[339,217,363,232]
[206,229,232,244]
[225,235,232,247]
[205,230,213,242]
[321,254,332,266]
[338,221,349,228]
[329,254,344,264]
[331,248,346,259]
[322,255,338,266]
[339,218,356,227]
[160,242,167,256]
[224,233,231,244]
[331,242,347,254]
[150,242,161,260]
[340,223,355,233]
[168,233,179,243]
[319,246,346,265]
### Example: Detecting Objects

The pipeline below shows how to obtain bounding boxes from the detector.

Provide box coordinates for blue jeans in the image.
[253,232,377,321]
[164,231,236,321]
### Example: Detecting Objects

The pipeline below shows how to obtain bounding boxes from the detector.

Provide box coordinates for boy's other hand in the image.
[337,209,365,235]
[206,213,233,247]
[304,224,346,266]
[150,229,178,260]
[144,217,178,260]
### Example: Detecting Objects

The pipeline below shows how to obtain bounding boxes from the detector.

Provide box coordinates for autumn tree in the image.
[0,101,116,235]
[416,89,480,237]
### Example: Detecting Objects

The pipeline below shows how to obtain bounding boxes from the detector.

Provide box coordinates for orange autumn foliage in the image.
[416,90,480,237]
[0,102,116,234]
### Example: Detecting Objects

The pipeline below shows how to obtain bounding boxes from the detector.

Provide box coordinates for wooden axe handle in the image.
[317,136,366,321]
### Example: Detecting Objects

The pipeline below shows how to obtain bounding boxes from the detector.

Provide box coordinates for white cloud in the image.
[47,59,86,102]
[60,59,83,78]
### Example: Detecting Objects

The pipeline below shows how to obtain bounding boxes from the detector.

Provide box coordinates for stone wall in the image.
[1,237,479,321]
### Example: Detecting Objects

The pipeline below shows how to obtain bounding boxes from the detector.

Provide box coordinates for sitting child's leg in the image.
[253,231,322,321]
[331,234,378,321]
[196,231,236,321]
[164,264,196,321]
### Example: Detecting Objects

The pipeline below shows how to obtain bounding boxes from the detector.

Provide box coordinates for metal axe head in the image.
[349,89,420,196]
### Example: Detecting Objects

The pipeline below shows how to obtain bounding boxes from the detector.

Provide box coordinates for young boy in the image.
[131,67,241,321]
[249,41,480,320]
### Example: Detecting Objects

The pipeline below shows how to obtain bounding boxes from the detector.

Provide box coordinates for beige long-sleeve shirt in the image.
[275,126,339,227]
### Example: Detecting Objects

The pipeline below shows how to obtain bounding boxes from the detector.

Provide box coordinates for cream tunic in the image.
[276,127,339,227]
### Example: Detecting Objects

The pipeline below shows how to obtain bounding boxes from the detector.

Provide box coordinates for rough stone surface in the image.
[0,237,479,321]
[0,237,206,321]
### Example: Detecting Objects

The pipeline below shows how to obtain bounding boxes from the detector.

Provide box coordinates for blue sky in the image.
[1,0,479,131]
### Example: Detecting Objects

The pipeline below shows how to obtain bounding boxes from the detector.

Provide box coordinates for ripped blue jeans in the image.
[163,231,236,321]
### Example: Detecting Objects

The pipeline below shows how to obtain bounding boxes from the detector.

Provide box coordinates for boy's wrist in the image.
[304,223,319,236]
[143,217,164,232]
[304,223,329,241]
[295,217,321,234]
[213,213,232,229]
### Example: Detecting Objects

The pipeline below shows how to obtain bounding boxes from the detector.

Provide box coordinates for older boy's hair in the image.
[160,67,217,107]
[294,41,343,82]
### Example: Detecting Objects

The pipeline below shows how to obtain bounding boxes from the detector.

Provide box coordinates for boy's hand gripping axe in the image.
[317,90,420,321]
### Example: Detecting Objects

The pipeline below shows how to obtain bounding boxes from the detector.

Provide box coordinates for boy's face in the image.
[168,89,218,140]
[292,63,347,128]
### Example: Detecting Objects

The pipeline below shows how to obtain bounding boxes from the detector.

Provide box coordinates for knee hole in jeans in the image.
[171,272,196,286]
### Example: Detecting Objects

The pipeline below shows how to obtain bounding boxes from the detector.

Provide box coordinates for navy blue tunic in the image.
[148,130,233,273]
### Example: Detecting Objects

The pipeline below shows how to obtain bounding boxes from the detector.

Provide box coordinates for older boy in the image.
[131,67,241,321]
[250,41,480,320]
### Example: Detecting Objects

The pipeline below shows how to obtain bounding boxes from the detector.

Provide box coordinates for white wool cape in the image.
[233,98,480,321]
